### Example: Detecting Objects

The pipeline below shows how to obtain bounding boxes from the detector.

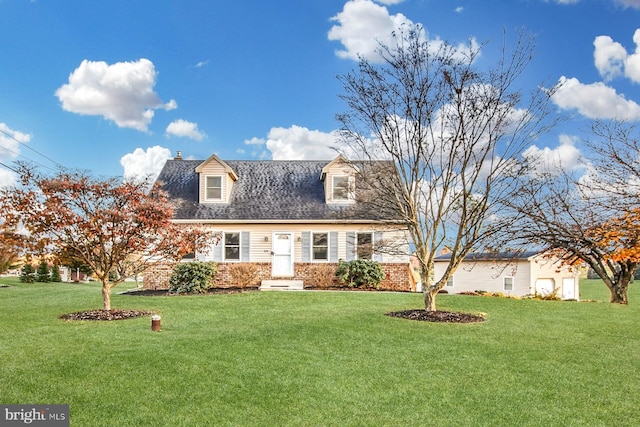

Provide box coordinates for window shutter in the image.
[301,231,310,262]
[373,231,383,262]
[212,238,223,262]
[241,232,250,262]
[346,232,356,261]
[330,232,338,262]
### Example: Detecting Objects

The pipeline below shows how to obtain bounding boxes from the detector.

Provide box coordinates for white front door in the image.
[272,232,294,276]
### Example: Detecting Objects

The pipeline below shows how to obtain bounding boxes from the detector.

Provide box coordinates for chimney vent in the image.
[175,150,182,160]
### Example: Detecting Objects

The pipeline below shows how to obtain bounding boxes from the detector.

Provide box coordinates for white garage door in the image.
[535,278,555,296]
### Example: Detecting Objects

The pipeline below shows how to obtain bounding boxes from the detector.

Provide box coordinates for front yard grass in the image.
[0,277,638,426]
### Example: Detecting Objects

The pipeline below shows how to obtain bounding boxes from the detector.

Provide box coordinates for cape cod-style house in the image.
[143,153,411,291]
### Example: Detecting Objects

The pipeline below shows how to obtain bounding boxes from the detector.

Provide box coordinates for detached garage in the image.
[434,251,581,299]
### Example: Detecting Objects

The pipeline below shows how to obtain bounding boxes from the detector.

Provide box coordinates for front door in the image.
[272,232,293,276]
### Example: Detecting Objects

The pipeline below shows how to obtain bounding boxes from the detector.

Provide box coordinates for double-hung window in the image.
[503,277,514,291]
[312,232,329,261]
[332,176,351,202]
[206,176,223,201]
[224,232,240,261]
[357,233,373,259]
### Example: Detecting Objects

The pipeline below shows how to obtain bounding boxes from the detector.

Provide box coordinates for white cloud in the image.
[166,119,205,141]
[0,123,31,187]
[328,0,420,62]
[594,35,627,81]
[615,0,640,8]
[551,76,640,120]
[593,29,640,83]
[0,123,30,161]
[265,125,340,160]
[548,1,640,8]
[243,137,269,158]
[328,0,478,64]
[244,137,266,145]
[454,6,464,13]
[523,134,583,174]
[626,29,640,82]
[55,58,176,131]
[120,145,172,182]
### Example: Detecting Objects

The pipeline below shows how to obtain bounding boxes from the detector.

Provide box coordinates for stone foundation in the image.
[144,261,412,291]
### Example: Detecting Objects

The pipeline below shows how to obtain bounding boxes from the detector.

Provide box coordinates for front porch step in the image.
[260,280,304,291]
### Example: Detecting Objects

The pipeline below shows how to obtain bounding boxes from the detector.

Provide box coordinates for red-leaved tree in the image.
[0,164,217,310]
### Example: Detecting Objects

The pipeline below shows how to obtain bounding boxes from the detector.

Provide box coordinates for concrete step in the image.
[260,280,304,291]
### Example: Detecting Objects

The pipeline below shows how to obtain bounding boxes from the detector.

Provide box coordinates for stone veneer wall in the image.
[144,262,411,291]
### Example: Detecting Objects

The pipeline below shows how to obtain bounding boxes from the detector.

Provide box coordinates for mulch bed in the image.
[386,309,486,323]
[59,309,154,321]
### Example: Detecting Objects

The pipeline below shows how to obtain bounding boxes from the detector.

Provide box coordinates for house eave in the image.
[170,218,406,226]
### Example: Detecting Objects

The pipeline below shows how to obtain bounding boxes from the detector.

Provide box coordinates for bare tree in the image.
[584,119,640,208]
[510,120,640,304]
[337,26,558,311]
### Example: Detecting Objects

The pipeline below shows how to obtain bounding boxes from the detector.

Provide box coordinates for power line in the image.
[0,128,66,170]
[0,143,57,172]
[0,161,20,174]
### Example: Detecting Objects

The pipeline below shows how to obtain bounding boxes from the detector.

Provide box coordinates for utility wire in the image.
[0,161,20,174]
[0,128,65,170]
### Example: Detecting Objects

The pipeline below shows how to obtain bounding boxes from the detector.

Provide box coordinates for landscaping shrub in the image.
[227,263,259,288]
[169,262,217,294]
[335,259,384,289]
[50,264,62,282]
[36,259,50,282]
[19,264,36,283]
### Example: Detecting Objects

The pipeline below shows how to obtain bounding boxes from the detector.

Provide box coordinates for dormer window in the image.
[332,175,352,202]
[205,176,223,201]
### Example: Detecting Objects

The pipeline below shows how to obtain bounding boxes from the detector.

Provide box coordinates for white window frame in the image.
[446,275,454,288]
[332,175,352,202]
[356,232,373,260]
[312,232,329,262]
[503,276,514,291]
[224,232,241,261]
[205,175,223,202]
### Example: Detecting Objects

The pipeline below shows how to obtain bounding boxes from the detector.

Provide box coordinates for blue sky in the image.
[0,0,639,185]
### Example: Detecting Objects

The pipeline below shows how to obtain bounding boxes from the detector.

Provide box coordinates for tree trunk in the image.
[424,288,438,312]
[102,282,111,311]
[609,281,629,304]
[419,258,438,312]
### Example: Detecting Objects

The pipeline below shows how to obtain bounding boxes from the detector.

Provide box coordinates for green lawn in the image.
[0,278,638,426]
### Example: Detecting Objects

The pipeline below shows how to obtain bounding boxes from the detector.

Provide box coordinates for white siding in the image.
[195,223,409,264]
[433,253,580,298]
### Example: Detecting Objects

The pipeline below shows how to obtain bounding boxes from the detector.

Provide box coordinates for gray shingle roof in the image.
[155,159,399,222]
[434,251,539,261]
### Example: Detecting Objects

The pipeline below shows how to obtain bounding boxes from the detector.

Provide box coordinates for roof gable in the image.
[194,154,238,181]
